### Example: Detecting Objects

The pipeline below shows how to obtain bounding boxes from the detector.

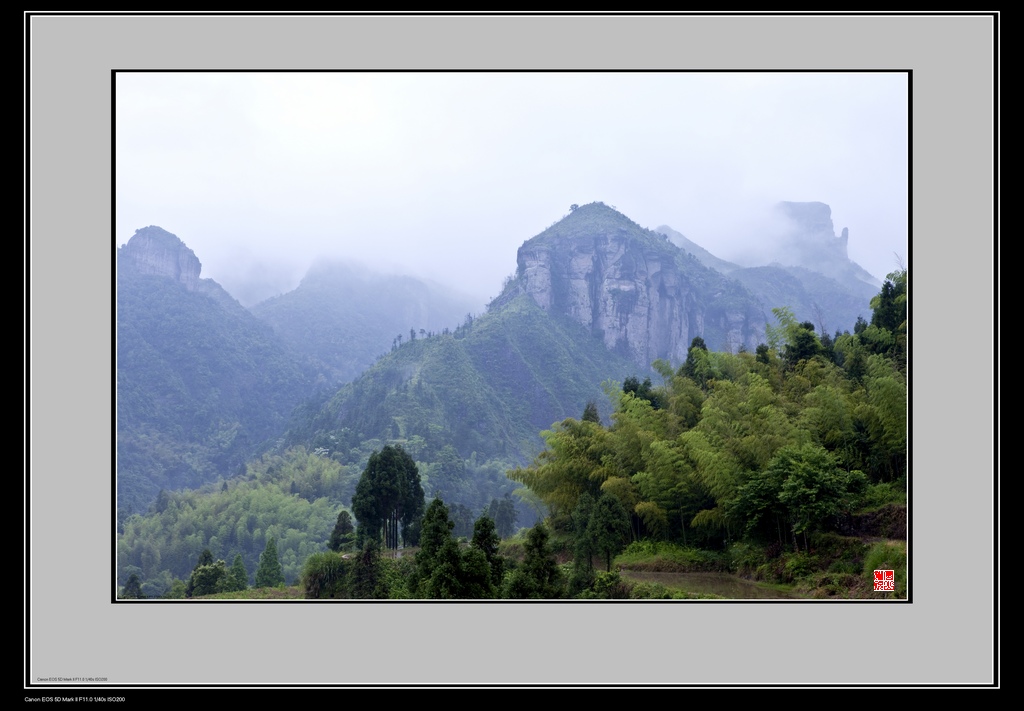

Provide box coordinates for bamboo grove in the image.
[510,269,907,553]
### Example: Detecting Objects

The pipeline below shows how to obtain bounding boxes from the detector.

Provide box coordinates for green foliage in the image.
[116,253,316,518]
[255,537,285,588]
[512,280,904,560]
[164,579,187,599]
[472,515,505,590]
[509,417,613,516]
[328,509,356,552]
[588,492,631,571]
[120,573,145,599]
[615,540,728,572]
[487,494,519,538]
[411,501,499,599]
[352,445,424,549]
[765,308,824,368]
[416,498,455,579]
[295,292,636,477]
[860,480,908,510]
[349,540,384,598]
[773,444,867,538]
[227,553,249,592]
[863,541,908,598]
[300,551,351,599]
[187,553,229,598]
[502,524,564,599]
[117,447,343,591]
[587,570,631,599]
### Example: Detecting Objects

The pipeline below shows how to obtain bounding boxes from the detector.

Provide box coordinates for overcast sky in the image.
[116,71,908,308]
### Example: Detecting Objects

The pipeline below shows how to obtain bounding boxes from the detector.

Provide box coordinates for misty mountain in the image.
[286,292,638,467]
[290,201,882,476]
[249,259,479,386]
[658,201,880,335]
[654,224,743,275]
[116,201,881,521]
[116,227,320,520]
[287,202,762,470]
[500,202,768,365]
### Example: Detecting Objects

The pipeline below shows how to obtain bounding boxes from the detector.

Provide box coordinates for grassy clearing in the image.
[614,540,728,572]
[197,586,304,600]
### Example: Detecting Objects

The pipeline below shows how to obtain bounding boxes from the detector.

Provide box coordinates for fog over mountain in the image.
[116,72,907,307]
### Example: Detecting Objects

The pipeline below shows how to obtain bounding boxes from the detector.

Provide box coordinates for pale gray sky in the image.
[116,71,908,307]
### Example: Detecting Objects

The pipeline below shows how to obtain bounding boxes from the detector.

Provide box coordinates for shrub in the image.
[300,551,350,599]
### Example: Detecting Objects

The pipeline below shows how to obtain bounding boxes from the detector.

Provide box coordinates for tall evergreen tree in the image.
[487,494,519,539]
[227,553,249,591]
[588,492,631,571]
[352,445,425,550]
[503,523,563,599]
[121,573,145,599]
[416,498,455,582]
[255,537,285,588]
[568,492,597,594]
[328,510,356,552]
[471,514,505,590]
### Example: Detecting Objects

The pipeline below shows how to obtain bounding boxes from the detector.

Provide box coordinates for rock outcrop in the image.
[119,225,202,291]
[774,202,881,290]
[505,202,766,369]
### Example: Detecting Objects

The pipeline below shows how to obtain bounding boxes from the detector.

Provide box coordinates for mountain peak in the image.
[120,226,202,291]
[513,203,764,366]
[525,201,673,256]
[774,201,881,288]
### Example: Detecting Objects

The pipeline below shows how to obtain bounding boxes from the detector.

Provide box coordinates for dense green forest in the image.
[116,262,318,524]
[119,268,906,600]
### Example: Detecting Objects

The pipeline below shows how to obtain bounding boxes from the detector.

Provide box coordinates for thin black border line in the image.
[111,70,118,606]
[23,3,32,693]
[110,66,913,610]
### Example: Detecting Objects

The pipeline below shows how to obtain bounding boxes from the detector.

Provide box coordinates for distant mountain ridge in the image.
[250,259,479,386]
[657,201,880,336]
[116,202,883,518]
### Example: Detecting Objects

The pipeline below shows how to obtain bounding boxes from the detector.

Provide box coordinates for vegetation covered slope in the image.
[286,292,640,470]
[116,261,317,522]
[503,268,907,597]
[250,260,480,386]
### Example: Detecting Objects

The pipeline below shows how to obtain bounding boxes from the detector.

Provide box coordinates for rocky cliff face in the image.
[119,226,202,291]
[507,202,765,369]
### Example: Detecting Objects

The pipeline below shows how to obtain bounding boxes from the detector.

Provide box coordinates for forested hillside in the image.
[116,206,905,600]
[116,239,318,523]
[250,260,479,386]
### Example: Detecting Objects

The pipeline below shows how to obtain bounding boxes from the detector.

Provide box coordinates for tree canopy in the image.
[352,445,425,549]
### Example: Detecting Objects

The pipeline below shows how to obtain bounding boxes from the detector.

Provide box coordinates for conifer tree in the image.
[328,510,355,552]
[228,553,249,591]
[121,573,144,599]
[503,524,563,599]
[588,492,631,571]
[255,537,284,588]
[352,445,424,549]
